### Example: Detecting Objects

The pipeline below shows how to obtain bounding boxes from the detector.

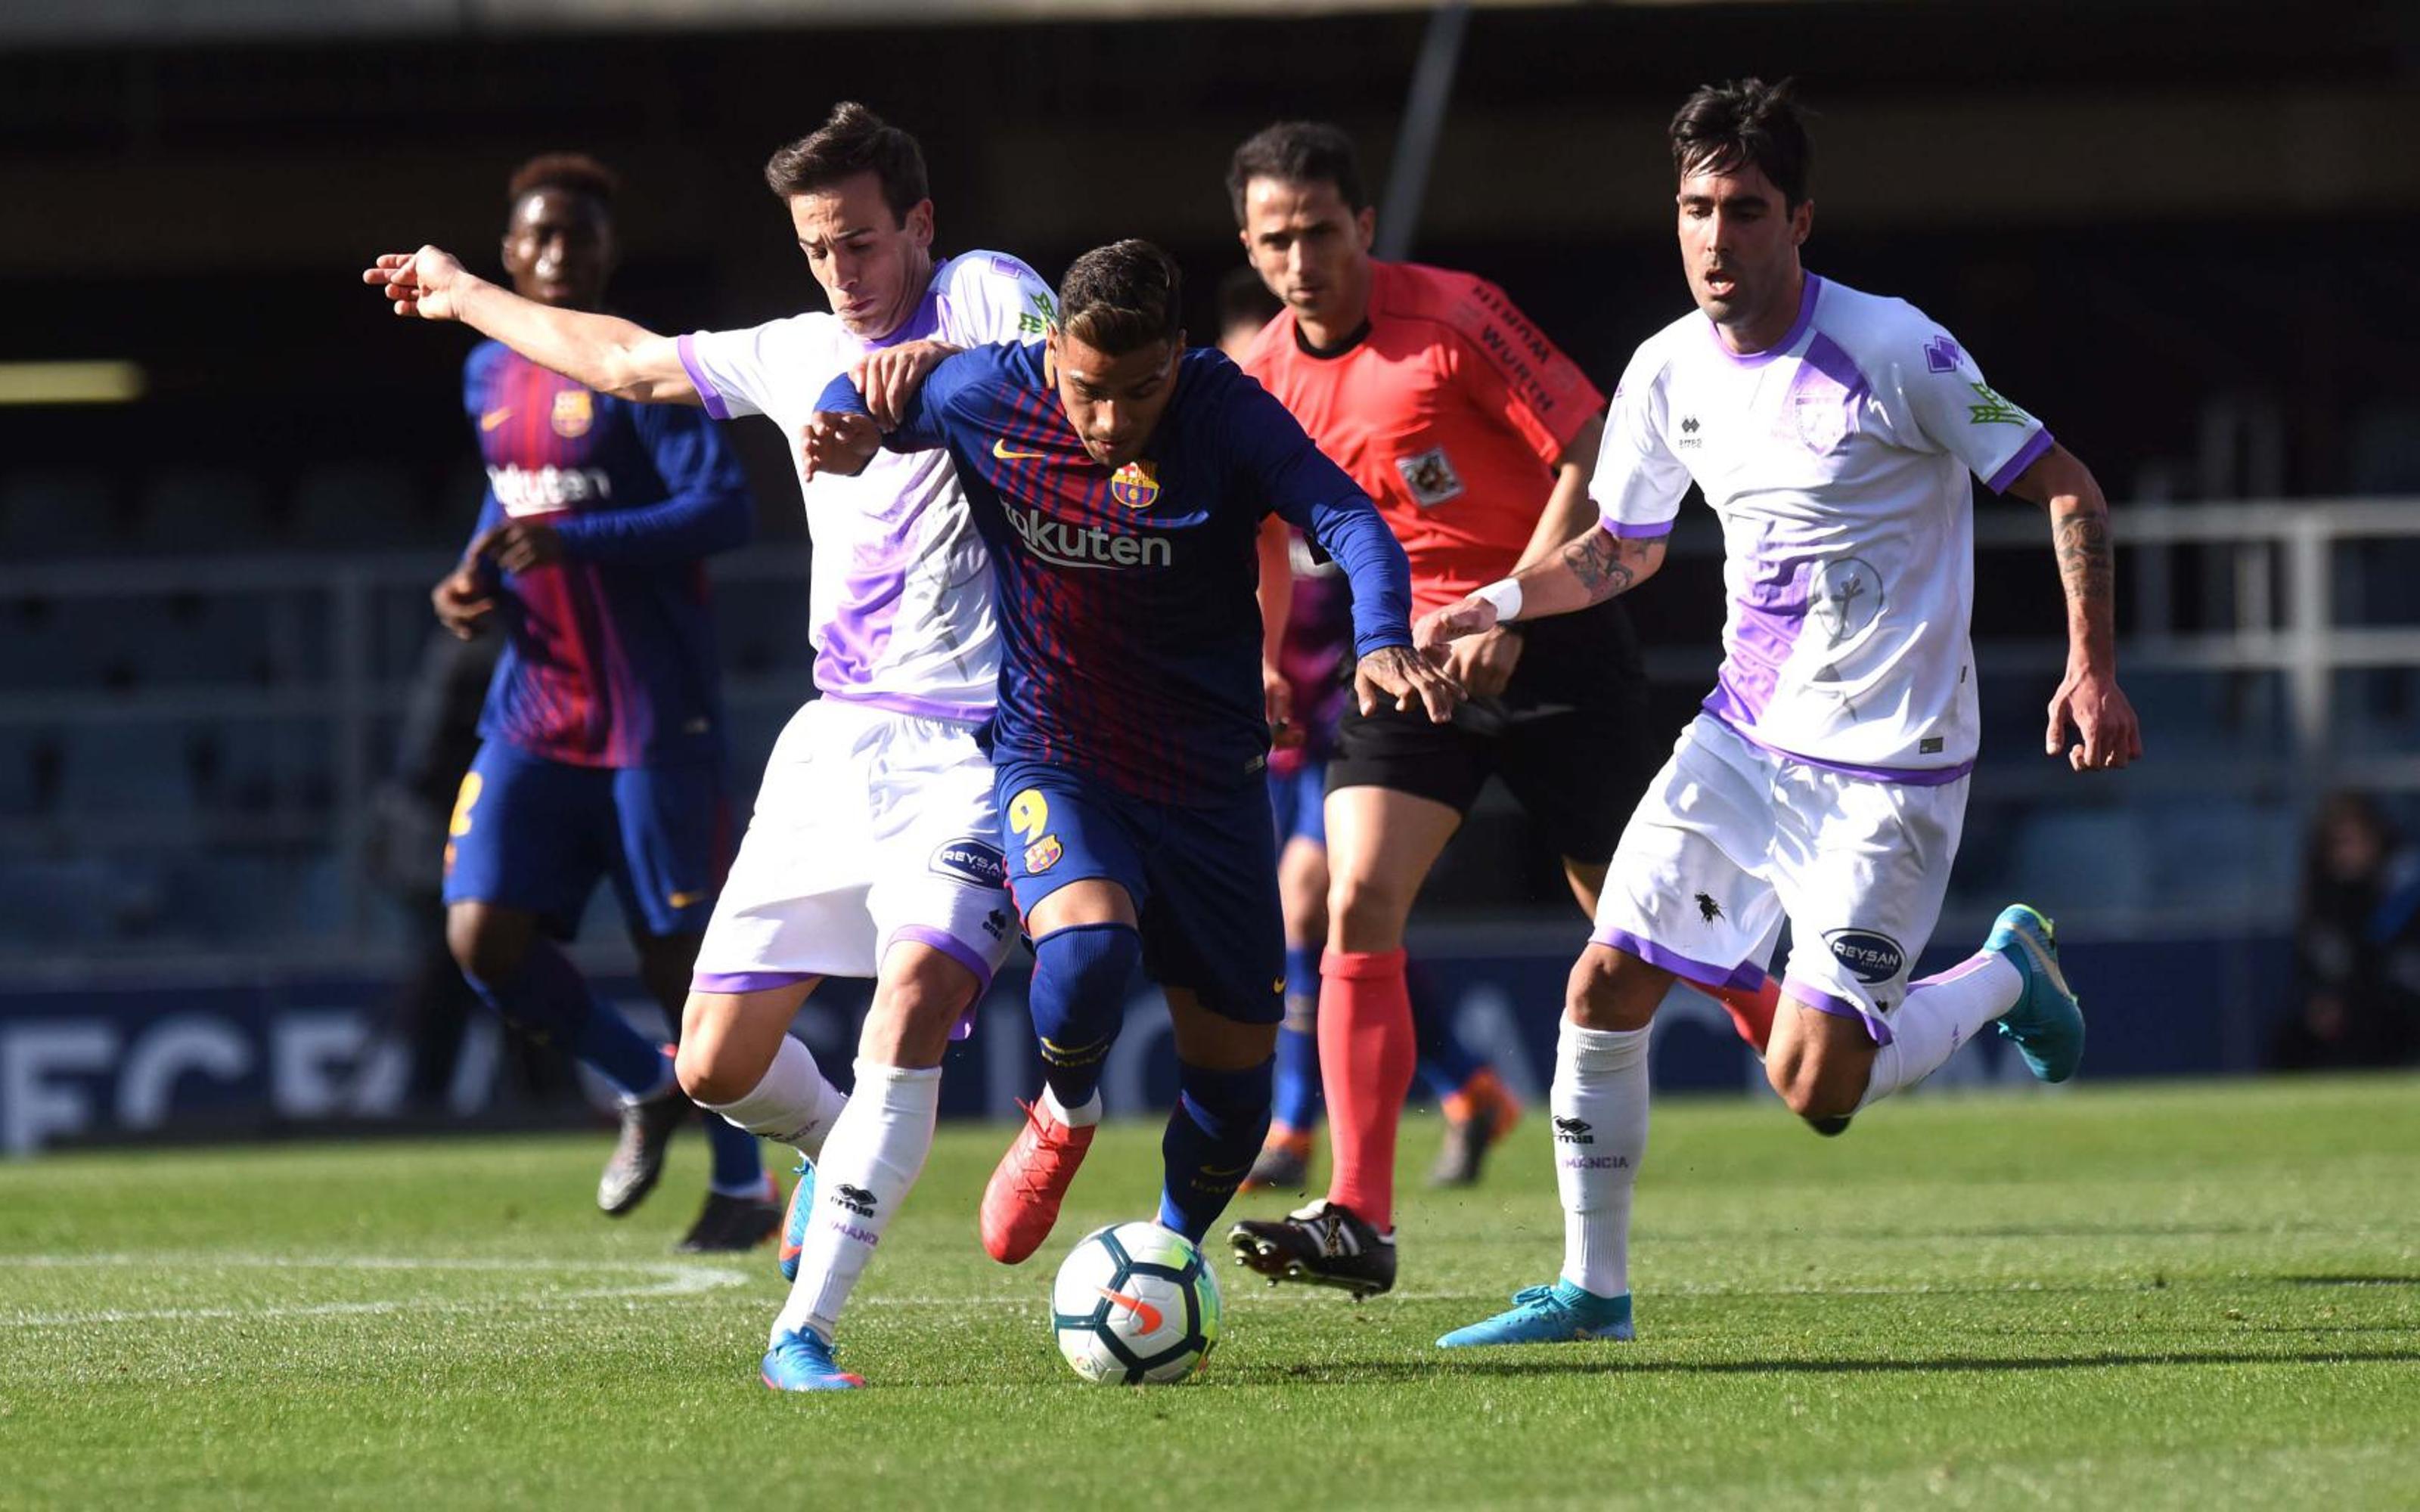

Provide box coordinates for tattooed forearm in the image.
[1565,528,1663,603]
[2052,504,2114,617]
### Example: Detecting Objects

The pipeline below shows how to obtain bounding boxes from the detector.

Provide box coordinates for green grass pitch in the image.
[5,1076,2416,1510]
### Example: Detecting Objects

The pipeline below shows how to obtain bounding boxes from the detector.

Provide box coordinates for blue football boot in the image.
[760,1326,863,1392]
[778,1159,816,1283]
[1987,904,2085,1083]
[1437,1281,1634,1348]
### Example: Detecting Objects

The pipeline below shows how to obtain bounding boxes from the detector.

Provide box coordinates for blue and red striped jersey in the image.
[462,340,751,769]
[820,344,1412,804]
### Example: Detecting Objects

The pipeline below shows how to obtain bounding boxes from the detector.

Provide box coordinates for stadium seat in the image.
[2003,807,2152,915]
[0,469,123,558]
[2143,797,2297,912]
[197,719,335,816]
[133,469,278,554]
[289,463,434,549]
[0,856,163,950]
[0,597,74,692]
[121,593,280,686]
[0,727,48,817]
[54,724,203,826]
[2,598,147,695]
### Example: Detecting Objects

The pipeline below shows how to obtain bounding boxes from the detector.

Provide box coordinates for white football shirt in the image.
[1592,272,2051,778]
[678,250,1056,720]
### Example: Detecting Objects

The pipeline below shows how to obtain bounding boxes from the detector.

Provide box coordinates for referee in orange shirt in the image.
[1224,122,1776,1297]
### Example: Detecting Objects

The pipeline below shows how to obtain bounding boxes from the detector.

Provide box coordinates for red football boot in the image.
[979,1098,1097,1263]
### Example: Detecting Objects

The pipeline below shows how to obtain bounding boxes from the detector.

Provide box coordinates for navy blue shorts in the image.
[442,741,730,940]
[997,758,1284,1026]
[1267,760,1327,849]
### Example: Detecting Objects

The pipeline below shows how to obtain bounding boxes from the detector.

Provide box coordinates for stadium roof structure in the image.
[2,0,1851,50]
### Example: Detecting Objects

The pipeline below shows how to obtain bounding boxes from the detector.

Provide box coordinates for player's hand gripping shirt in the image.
[818,345,1415,805]
[1242,260,1606,617]
[462,341,751,768]
[676,251,1057,720]
[1593,273,2054,778]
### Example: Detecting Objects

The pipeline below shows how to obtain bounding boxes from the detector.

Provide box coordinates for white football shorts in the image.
[1590,713,1969,1044]
[692,696,1016,996]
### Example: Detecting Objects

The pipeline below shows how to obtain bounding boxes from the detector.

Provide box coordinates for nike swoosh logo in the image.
[992,438,1048,460]
[480,408,513,432]
[1096,1286,1164,1334]
[668,890,705,909]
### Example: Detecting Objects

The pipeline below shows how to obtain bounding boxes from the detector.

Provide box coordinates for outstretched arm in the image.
[363,246,698,405]
[2006,442,2142,771]
[1415,522,1667,651]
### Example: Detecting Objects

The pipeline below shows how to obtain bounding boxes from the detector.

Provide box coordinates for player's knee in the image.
[1764,1047,1860,1123]
[1033,922,1140,999]
[445,906,526,985]
[863,956,980,1067]
[672,1036,731,1105]
[1327,870,1412,940]
[1565,947,1661,1033]
[673,1024,763,1106]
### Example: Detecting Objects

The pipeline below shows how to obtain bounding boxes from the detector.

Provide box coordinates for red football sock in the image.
[1317,947,1414,1232]
[1705,976,1780,1056]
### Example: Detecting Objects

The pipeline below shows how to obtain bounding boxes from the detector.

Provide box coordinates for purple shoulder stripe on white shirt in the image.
[675,333,731,421]
[1984,428,2055,494]
[865,287,945,350]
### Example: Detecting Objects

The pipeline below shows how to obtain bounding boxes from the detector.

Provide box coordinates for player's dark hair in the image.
[1225,121,1367,226]
[1058,240,1184,356]
[1668,78,1813,209]
[763,101,929,224]
[1215,266,1282,338]
[506,152,619,212]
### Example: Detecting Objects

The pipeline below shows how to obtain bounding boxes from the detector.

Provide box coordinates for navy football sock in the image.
[1156,1058,1274,1241]
[464,940,669,1099]
[1274,944,1323,1130]
[703,1108,766,1193]
[1410,958,1484,1100]
[1027,922,1141,1111]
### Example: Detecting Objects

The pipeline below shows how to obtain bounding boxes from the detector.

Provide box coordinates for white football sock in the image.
[1555,1019,1649,1300]
[1858,953,2024,1108]
[700,1034,847,1160]
[1040,1082,1102,1128]
[772,1061,941,1346]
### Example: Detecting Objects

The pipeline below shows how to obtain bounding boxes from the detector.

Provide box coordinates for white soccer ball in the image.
[1050,1221,1222,1384]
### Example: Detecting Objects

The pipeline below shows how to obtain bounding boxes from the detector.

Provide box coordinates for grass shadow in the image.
[1221,1347,2420,1386]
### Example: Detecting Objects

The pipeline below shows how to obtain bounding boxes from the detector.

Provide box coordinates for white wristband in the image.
[1473,578,1523,624]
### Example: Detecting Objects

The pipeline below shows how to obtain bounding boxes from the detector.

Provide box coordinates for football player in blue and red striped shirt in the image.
[803,240,1462,1267]
[432,153,774,1250]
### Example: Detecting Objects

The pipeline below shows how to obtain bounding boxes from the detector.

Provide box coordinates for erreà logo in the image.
[829,1182,878,1217]
[1001,498,1171,570]
[1826,928,1906,984]
[1553,1116,1594,1145]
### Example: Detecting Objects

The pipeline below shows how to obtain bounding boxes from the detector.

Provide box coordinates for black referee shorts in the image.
[1326,597,1660,864]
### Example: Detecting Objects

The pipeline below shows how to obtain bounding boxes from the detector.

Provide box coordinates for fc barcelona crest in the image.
[551,389,594,438]
[1109,460,1159,511]
[1023,835,1064,873]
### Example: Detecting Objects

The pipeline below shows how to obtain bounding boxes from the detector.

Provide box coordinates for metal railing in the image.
[2,500,2415,966]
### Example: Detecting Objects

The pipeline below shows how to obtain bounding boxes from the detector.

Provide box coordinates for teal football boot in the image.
[1437,1281,1634,1348]
[1988,903,2085,1083]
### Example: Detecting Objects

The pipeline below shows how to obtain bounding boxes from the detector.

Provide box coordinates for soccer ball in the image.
[1050,1221,1222,1384]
